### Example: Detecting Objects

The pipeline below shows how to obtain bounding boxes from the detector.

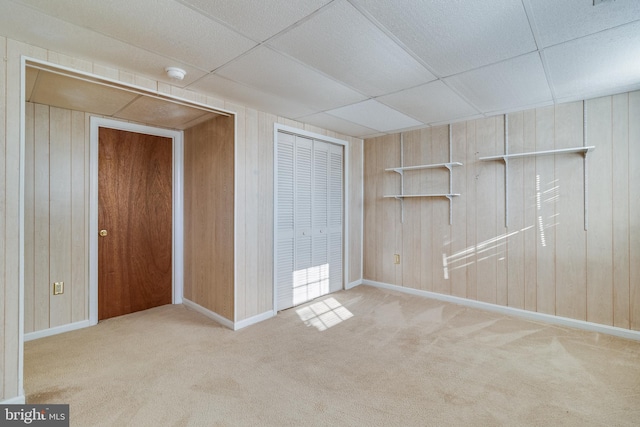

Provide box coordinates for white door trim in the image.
[273,124,349,314]
[89,117,184,325]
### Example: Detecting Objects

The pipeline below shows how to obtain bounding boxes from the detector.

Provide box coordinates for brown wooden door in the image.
[98,127,172,320]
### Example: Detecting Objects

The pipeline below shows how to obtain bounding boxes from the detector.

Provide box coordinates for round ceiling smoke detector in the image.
[165,67,186,80]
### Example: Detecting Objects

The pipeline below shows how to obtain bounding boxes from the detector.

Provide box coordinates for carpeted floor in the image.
[25,285,640,426]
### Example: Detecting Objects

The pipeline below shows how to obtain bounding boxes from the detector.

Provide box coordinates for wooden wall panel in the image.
[49,107,73,328]
[494,116,508,308]
[363,137,379,282]
[586,97,613,325]
[231,103,246,321]
[33,104,50,331]
[554,102,587,321]
[417,129,434,292]
[257,111,276,313]
[362,91,640,332]
[431,126,451,296]
[71,110,87,323]
[475,118,499,304]
[245,108,261,316]
[450,123,467,298]
[534,106,556,315]
[612,94,630,329]
[24,103,35,333]
[382,135,401,286]
[183,115,235,320]
[522,109,538,312]
[348,137,363,285]
[401,130,422,289]
[506,112,526,309]
[629,91,640,331]
[464,121,478,300]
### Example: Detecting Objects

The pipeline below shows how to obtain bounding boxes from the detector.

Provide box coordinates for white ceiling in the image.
[2,0,640,138]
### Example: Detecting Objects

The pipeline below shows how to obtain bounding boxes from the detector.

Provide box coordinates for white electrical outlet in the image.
[53,281,64,295]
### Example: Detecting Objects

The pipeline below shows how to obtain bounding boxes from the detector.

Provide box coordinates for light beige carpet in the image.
[25,285,640,426]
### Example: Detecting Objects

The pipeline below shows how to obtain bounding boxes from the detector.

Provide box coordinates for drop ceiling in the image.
[3,0,640,138]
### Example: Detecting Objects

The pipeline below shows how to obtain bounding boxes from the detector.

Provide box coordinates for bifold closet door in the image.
[276,132,343,311]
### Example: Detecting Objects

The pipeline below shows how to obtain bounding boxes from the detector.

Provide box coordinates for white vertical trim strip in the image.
[272,125,279,316]
[173,128,184,305]
[18,55,27,399]
[360,138,364,282]
[233,112,238,323]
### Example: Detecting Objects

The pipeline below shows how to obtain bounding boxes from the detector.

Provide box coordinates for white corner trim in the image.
[362,280,640,342]
[234,311,275,330]
[24,320,95,342]
[1,395,26,404]
[346,279,362,290]
[182,299,234,330]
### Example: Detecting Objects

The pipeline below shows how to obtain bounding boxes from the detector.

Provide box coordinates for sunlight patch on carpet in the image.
[296,297,353,331]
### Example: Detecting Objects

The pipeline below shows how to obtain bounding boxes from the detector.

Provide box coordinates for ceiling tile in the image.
[544,21,640,101]
[113,96,213,129]
[526,0,640,47]
[378,80,480,124]
[29,69,139,115]
[445,52,552,113]
[326,100,423,133]
[298,112,379,138]
[352,0,537,76]
[215,46,367,112]
[177,0,332,42]
[189,74,317,119]
[0,1,209,86]
[269,0,435,97]
[13,0,257,71]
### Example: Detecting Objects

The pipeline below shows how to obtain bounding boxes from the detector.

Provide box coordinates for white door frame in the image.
[273,124,349,313]
[89,117,184,325]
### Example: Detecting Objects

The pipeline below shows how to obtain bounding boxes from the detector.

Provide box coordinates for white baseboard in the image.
[24,320,95,342]
[182,299,234,330]
[234,310,275,330]
[2,395,26,404]
[362,280,640,342]
[346,279,362,290]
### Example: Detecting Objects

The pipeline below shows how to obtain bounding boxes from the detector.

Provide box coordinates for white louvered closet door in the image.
[276,132,343,311]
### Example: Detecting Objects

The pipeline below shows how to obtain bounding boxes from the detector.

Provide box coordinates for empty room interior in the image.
[1,0,640,425]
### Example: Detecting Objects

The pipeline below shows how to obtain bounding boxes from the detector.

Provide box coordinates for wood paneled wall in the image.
[24,103,89,334]
[363,93,640,331]
[183,115,235,320]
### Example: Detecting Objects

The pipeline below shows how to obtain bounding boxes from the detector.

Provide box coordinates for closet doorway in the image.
[275,127,345,311]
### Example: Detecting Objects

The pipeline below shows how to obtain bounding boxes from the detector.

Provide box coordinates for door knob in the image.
[99,229,108,237]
